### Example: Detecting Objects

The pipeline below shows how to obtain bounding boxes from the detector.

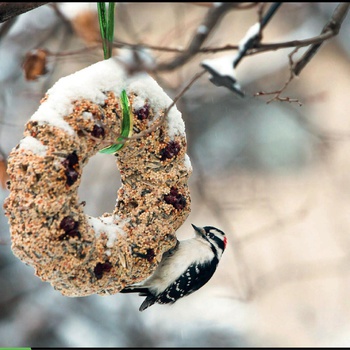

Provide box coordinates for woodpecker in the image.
[120,224,227,311]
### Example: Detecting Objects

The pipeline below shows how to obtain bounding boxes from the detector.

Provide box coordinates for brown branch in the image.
[189,2,258,10]
[155,3,237,72]
[0,15,16,40]
[254,48,302,105]
[293,2,350,76]
[0,2,50,23]
[48,33,338,61]
[110,26,344,56]
[250,31,336,53]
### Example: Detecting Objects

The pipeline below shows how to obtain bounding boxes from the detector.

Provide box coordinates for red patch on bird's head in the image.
[223,236,228,248]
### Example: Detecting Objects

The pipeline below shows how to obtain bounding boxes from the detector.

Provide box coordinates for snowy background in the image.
[1,2,350,347]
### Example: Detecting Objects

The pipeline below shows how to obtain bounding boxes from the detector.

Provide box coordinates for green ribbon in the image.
[100,89,133,154]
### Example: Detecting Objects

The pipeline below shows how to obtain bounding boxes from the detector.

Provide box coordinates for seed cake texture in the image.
[3,57,192,296]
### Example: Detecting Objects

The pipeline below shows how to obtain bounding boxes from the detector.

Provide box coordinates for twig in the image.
[0,16,17,41]
[155,3,237,72]
[293,3,350,76]
[233,2,282,68]
[46,24,344,62]
[249,31,339,53]
[254,48,302,105]
[0,2,49,23]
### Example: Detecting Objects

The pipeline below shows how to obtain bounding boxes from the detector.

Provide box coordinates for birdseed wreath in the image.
[3,57,192,297]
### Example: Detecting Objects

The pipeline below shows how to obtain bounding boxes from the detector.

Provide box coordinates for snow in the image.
[18,136,47,156]
[87,215,127,248]
[201,22,261,80]
[197,25,208,35]
[184,154,192,172]
[238,22,261,52]
[82,112,93,120]
[200,21,261,95]
[30,57,185,138]
[202,54,238,81]
[167,107,185,138]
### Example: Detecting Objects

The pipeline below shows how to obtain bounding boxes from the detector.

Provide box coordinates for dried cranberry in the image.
[146,248,155,262]
[136,104,150,120]
[174,196,186,210]
[94,261,112,280]
[62,152,80,186]
[59,216,80,240]
[170,186,179,196]
[164,187,186,210]
[60,216,77,232]
[66,151,79,167]
[65,168,79,186]
[160,141,181,160]
[91,125,105,138]
[132,246,156,262]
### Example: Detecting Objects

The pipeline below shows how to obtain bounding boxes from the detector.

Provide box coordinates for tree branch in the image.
[155,3,237,72]
[0,2,49,23]
[292,2,350,76]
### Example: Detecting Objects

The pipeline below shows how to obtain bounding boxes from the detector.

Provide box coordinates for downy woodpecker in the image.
[120,224,227,311]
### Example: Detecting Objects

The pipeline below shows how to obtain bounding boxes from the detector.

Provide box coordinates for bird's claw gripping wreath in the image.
[3,57,192,297]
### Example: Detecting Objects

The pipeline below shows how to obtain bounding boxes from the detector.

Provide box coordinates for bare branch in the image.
[233,3,282,68]
[254,48,302,105]
[0,16,16,40]
[0,2,49,23]
[156,3,237,72]
[293,2,350,76]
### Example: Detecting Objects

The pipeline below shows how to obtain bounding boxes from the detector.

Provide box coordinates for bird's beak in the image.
[191,224,203,237]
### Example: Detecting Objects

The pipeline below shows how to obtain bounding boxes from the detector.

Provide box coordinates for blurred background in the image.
[0,2,350,347]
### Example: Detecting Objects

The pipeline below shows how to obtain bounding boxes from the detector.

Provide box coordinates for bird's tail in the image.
[139,295,156,311]
[119,285,149,296]
[120,285,156,311]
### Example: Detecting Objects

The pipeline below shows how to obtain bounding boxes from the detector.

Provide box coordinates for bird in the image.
[120,224,227,311]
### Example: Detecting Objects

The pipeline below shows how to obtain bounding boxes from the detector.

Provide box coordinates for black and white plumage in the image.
[120,224,227,311]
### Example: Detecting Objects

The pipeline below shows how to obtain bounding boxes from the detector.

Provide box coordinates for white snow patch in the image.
[184,154,192,172]
[30,57,127,134]
[88,214,127,248]
[197,25,208,35]
[238,22,261,52]
[82,111,93,120]
[200,22,261,87]
[18,136,47,156]
[167,107,185,138]
[29,56,185,138]
[132,95,146,111]
[202,54,238,81]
